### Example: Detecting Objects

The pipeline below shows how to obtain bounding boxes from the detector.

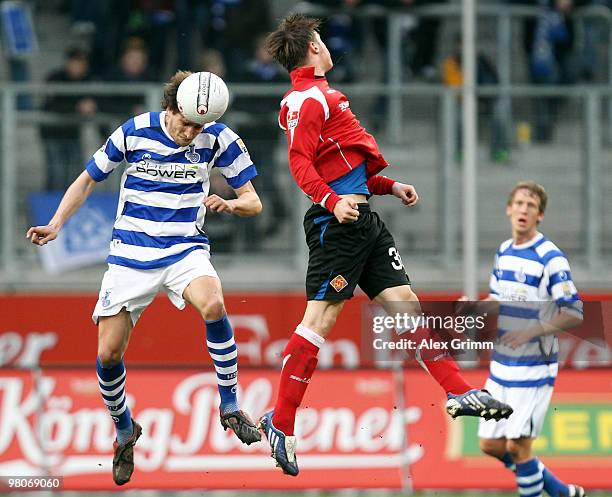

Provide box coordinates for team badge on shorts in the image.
[101,290,111,308]
[330,275,348,292]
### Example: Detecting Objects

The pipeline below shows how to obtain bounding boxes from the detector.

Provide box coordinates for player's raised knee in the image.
[197,297,226,321]
[97,348,123,368]
[505,439,530,461]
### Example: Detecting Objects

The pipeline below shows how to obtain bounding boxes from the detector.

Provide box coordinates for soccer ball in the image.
[176,71,229,125]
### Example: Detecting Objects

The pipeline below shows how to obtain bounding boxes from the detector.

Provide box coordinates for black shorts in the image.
[304,203,411,301]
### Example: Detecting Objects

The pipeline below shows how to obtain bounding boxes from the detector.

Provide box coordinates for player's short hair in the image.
[162,70,192,112]
[266,14,321,72]
[508,181,548,213]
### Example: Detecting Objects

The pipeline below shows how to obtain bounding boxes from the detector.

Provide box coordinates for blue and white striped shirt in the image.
[85,111,257,269]
[488,233,582,388]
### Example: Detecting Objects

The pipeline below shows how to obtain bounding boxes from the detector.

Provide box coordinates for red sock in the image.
[411,327,473,395]
[272,325,323,435]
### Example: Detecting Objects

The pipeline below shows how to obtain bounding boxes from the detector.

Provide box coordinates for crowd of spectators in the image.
[4,0,611,229]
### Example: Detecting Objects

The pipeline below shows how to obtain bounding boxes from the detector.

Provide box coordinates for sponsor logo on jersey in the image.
[185,144,200,163]
[287,110,299,129]
[135,163,198,179]
[330,275,349,292]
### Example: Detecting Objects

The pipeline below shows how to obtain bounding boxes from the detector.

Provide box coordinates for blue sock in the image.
[500,452,516,472]
[516,458,544,497]
[539,459,570,497]
[206,315,239,414]
[96,357,133,445]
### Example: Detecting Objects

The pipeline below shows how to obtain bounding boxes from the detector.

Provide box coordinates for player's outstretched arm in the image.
[204,181,262,217]
[26,170,97,246]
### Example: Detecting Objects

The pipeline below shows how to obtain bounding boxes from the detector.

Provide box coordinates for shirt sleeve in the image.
[213,124,258,189]
[542,251,583,317]
[366,175,396,195]
[285,98,341,213]
[85,126,126,182]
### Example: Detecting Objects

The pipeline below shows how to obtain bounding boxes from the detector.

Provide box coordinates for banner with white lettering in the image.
[0,368,609,490]
[0,369,404,490]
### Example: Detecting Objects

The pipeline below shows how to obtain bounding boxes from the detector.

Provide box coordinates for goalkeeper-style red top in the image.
[278,66,395,213]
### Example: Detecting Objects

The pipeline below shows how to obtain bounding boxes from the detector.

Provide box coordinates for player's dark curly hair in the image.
[265,14,321,72]
[162,70,192,112]
[508,181,548,213]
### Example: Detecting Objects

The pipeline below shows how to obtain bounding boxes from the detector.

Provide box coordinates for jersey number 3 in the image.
[388,247,404,270]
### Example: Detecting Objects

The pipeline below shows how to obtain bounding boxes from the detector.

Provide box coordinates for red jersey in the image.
[278,66,395,213]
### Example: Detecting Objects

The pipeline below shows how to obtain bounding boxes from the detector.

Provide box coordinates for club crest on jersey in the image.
[339,101,350,112]
[287,110,299,129]
[515,267,526,283]
[330,275,348,292]
[185,144,200,163]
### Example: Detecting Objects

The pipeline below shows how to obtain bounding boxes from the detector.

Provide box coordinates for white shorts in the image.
[478,377,554,440]
[92,249,218,325]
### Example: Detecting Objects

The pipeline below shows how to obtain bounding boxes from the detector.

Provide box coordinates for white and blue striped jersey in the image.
[84,111,257,270]
[488,233,582,388]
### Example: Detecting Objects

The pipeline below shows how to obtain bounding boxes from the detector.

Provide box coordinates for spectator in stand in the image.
[298,0,364,83]
[121,1,175,79]
[200,0,273,81]
[442,38,510,163]
[86,0,132,79]
[40,48,97,190]
[364,0,444,81]
[523,0,576,142]
[101,37,156,120]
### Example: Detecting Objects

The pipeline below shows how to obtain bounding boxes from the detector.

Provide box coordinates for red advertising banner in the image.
[0,367,610,490]
[0,369,403,490]
[1,294,610,369]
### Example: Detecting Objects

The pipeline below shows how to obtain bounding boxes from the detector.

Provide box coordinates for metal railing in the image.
[0,82,609,289]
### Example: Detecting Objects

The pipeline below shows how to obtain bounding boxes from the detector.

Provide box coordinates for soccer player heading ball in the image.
[260,15,513,477]
[27,71,262,485]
